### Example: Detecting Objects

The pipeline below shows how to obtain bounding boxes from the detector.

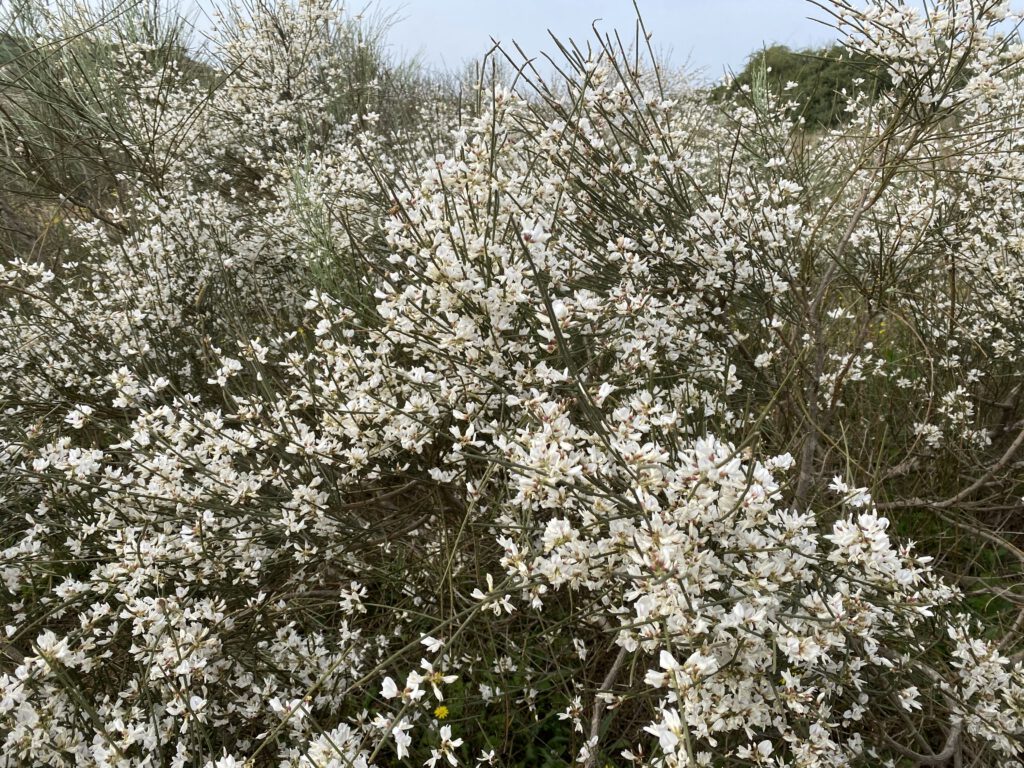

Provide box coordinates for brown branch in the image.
[879,421,1024,512]
[583,646,628,768]
[882,722,962,766]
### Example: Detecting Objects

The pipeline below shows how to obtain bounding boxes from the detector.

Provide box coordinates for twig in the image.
[583,646,628,768]
[882,722,962,766]
[879,421,1024,512]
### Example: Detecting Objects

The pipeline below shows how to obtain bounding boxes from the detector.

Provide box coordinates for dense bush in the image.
[2,1,1024,766]
[716,43,891,128]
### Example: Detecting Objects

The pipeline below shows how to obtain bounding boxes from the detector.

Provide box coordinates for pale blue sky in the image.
[383,0,839,80]
[175,1,1024,82]
[172,0,839,80]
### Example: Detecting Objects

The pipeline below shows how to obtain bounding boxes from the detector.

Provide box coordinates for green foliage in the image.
[717,44,891,127]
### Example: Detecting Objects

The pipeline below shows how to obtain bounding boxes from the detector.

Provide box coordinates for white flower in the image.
[898,686,922,712]
[207,755,243,768]
[64,405,94,429]
[421,635,445,653]
[381,676,400,699]
[393,717,413,759]
[644,708,682,753]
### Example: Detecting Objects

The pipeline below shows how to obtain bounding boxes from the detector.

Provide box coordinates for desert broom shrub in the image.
[2,1,1024,767]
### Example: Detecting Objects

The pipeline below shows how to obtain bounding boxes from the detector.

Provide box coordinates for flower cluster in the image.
[2,1,1024,766]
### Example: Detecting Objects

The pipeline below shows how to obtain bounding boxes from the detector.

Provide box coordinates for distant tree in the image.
[716,44,891,128]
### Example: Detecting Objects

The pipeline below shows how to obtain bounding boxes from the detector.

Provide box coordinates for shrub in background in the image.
[716,43,891,128]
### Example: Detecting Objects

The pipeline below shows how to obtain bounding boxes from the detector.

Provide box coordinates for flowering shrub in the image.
[2,1,1024,766]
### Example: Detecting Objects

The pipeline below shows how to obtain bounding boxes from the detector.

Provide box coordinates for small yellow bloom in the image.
[433,705,449,720]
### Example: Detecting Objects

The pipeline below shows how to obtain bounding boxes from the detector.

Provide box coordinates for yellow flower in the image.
[433,705,449,720]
